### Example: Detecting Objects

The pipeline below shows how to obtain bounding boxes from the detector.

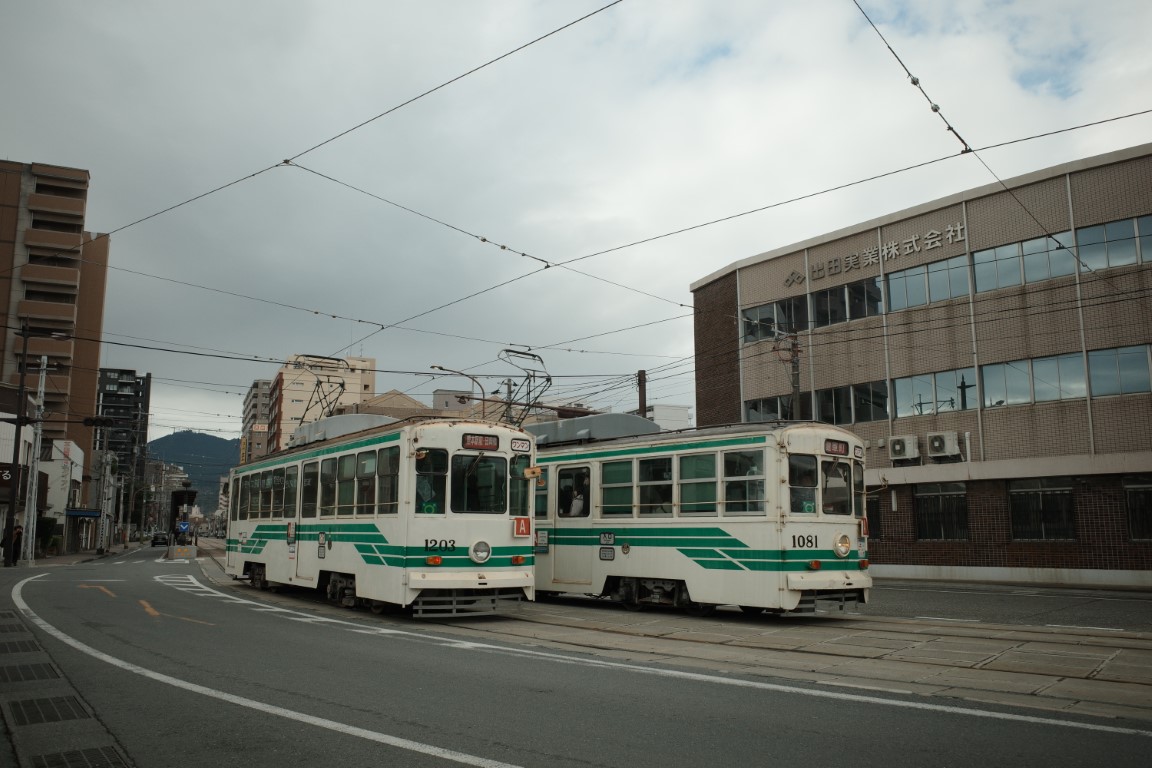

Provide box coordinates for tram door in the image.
[552,464,593,585]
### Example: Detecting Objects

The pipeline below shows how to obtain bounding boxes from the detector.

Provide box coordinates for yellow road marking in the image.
[139,600,160,617]
[80,585,116,598]
[139,599,214,625]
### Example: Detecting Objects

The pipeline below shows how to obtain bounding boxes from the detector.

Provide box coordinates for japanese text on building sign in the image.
[805,222,965,284]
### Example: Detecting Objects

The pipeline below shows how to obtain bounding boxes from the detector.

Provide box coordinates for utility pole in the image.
[637,370,647,417]
[21,355,47,565]
[3,325,29,567]
[789,335,801,419]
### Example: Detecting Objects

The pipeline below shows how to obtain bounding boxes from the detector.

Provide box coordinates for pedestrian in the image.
[2,524,23,567]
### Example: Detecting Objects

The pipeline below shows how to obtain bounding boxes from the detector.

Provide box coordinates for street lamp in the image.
[430,365,486,419]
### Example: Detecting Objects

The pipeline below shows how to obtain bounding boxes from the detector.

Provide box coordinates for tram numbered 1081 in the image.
[225,415,537,616]
[525,415,871,615]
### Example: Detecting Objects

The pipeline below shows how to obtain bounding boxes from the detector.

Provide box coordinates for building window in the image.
[1089,346,1151,396]
[1140,215,1152,263]
[746,394,805,421]
[1022,232,1076,282]
[816,385,852,425]
[973,242,1023,292]
[848,276,884,319]
[1009,478,1076,540]
[853,381,889,423]
[885,264,927,312]
[1077,219,1139,271]
[812,285,848,328]
[893,372,935,417]
[935,367,978,412]
[982,360,1031,408]
[742,304,775,342]
[926,255,970,302]
[1126,475,1152,540]
[1032,353,1085,402]
[776,295,808,333]
[914,483,968,540]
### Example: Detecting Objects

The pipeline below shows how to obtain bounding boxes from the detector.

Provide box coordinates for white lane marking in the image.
[915,616,980,622]
[20,575,1152,742]
[13,574,526,768]
[1046,624,1124,632]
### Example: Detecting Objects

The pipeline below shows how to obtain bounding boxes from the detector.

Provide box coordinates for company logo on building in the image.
[783,270,806,287]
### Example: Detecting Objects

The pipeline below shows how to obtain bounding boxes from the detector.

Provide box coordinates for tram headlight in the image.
[470,540,492,564]
[833,534,852,558]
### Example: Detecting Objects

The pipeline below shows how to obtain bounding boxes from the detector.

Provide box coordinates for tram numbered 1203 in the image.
[525,415,871,615]
[225,415,537,616]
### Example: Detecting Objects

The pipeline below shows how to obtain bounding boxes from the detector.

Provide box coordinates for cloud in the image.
[3,0,1150,441]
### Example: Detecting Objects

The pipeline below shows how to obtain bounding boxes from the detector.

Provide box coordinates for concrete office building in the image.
[691,143,1152,587]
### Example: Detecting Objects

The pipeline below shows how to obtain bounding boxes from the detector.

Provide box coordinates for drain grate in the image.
[31,746,129,767]
[0,662,59,683]
[0,610,17,619]
[9,696,92,726]
[0,622,29,633]
[0,639,41,654]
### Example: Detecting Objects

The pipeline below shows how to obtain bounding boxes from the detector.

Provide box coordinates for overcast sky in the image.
[3,0,1150,442]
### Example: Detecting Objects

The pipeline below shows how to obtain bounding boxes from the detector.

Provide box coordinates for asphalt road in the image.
[2,546,1149,767]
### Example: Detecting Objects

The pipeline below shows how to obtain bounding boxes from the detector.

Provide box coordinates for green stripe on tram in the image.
[543,526,863,572]
[229,523,534,568]
[536,434,767,464]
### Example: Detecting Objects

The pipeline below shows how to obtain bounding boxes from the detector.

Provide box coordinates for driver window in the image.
[557,467,590,518]
[789,454,818,514]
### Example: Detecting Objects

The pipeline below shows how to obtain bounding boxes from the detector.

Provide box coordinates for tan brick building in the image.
[691,143,1152,587]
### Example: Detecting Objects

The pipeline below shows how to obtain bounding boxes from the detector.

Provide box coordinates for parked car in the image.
[151,531,170,547]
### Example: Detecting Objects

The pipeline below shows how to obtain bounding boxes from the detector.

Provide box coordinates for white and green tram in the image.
[526,416,870,615]
[225,415,537,616]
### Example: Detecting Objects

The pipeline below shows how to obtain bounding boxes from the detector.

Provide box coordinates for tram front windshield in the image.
[450,454,508,513]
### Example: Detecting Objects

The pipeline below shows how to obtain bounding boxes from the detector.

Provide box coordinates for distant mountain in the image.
[148,431,241,514]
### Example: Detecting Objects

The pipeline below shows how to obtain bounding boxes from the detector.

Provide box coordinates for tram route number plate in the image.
[600,532,615,545]
[599,546,615,561]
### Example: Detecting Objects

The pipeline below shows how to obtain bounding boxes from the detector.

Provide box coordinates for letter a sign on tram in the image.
[513,517,531,537]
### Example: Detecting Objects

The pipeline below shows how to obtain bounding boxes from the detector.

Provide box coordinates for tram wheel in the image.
[739,605,765,615]
[369,601,386,615]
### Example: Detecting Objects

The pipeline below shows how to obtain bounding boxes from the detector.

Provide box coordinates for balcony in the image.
[17,300,77,322]
[27,192,86,217]
[20,263,80,288]
[26,335,74,360]
[23,228,83,250]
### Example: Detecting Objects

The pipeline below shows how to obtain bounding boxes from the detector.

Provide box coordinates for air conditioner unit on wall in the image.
[927,431,961,458]
[888,435,919,460]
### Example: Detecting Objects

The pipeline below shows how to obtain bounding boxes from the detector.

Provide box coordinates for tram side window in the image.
[679,453,717,516]
[271,468,285,517]
[557,467,590,517]
[260,471,274,518]
[510,455,532,517]
[853,461,865,518]
[377,446,399,515]
[415,448,448,514]
[821,460,852,515]
[601,461,633,516]
[356,451,376,515]
[638,457,673,516]
[230,478,241,521]
[723,450,765,515]
[301,462,319,518]
[319,458,337,516]
[533,467,550,518]
[337,454,357,515]
[239,475,252,520]
[284,466,298,518]
[789,455,818,514]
